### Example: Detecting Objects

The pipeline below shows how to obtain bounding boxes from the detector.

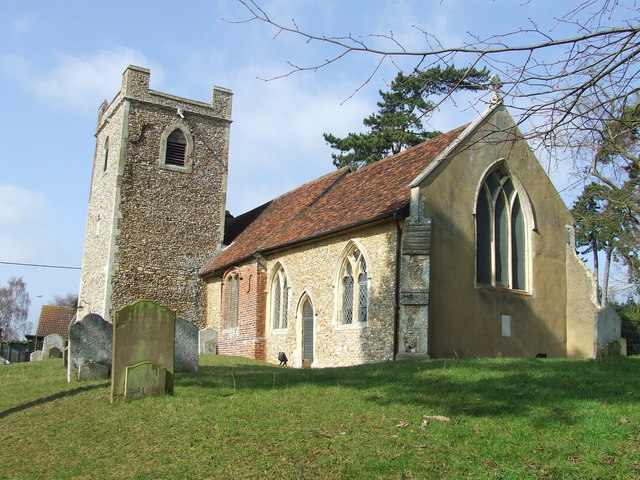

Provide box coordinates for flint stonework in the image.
[67,313,113,382]
[111,300,175,401]
[175,317,198,372]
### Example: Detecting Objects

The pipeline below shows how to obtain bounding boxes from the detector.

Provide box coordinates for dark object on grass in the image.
[535,353,547,358]
[278,352,288,366]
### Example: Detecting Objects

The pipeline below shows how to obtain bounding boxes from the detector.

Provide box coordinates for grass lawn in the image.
[0,355,639,479]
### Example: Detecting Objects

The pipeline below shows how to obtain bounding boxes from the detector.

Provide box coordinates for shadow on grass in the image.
[0,384,105,420]
[179,356,640,424]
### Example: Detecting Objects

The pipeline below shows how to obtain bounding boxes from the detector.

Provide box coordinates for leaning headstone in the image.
[67,313,113,382]
[198,327,218,355]
[111,300,175,401]
[42,334,66,360]
[30,350,43,362]
[175,317,198,372]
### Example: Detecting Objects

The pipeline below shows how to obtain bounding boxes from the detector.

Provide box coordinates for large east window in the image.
[476,166,527,290]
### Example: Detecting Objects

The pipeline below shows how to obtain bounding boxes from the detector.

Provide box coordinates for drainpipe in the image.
[393,212,402,361]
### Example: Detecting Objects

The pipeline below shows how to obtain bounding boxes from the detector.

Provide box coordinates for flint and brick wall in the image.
[206,222,399,368]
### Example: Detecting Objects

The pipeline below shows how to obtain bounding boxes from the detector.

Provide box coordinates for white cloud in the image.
[0,185,50,226]
[10,14,36,35]
[223,67,373,213]
[1,47,155,112]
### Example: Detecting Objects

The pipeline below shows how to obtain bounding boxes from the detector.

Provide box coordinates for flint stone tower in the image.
[78,65,232,325]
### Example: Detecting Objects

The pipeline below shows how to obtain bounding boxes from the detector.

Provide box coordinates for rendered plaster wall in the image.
[565,244,599,358]
[421,105,576,358]
[78,65,232,326]
[261,222,398,368]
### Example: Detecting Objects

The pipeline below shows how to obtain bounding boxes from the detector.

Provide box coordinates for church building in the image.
[77,66,620,368]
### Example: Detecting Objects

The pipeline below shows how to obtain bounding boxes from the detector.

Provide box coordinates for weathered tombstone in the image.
[49,347,63,358]
[175,317,198,372]
[30,350,43,362]
[111,300,175,401]
[42,334,66,360]
[79,362,110,380]
[198,327,218,355]
[67,313,113,382]
[604,340,622,358]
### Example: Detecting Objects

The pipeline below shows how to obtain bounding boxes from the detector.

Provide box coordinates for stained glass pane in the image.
[476,187,492,284]
[273,278,281,328]
[358,271,368,323]
[342,274,353,324]
[511,196,526,289]
[495,191,509,286]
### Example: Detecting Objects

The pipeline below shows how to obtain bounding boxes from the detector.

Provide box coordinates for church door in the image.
[302,299,314,365]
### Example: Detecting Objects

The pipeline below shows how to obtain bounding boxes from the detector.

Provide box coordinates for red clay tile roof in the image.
[202,125,467,275]
[35,305,75,339]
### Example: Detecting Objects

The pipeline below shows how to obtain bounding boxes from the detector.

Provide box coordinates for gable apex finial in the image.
[490,74,503,104]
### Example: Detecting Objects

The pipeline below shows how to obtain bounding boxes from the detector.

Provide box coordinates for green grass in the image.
[0,356,639,479]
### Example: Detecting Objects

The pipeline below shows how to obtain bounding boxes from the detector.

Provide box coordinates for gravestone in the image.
[67,313,113,382]
[175,317,198,372]
[30,350,43,362]
[111,300,175,401]
[42,334,66,360]
[198,327,218,355]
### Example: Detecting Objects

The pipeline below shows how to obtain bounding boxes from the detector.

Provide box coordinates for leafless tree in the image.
[232,0,640,295]
[50,293,78,310]
[231,1,639,156]
[0,277,30,341]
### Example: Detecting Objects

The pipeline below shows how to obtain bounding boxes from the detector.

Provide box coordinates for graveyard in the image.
[1,353,639,479]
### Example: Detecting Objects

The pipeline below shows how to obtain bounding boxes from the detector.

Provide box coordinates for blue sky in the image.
[0,0,624,334]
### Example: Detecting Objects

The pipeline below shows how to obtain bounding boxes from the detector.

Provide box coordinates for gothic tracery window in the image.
[476,166,527,290]
[271,265,289,329]
[339,246,369,324]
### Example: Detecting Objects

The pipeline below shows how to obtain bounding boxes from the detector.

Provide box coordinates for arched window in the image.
[103,137,109,171]
[476,166,527,290]
[270,265,289,329]
[165,129,187,167]
[339,246,369,324]
[225,273,239,328]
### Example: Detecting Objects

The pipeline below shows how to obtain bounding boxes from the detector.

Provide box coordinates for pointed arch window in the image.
[476,167,527,290]
[339,247,369,324]
[225,274,239,328]
[165,129,187,166]
[270,266,289,329]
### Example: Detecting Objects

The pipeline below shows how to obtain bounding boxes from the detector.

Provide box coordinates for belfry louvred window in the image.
[165,129,187,166]
[476,166,527,291]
